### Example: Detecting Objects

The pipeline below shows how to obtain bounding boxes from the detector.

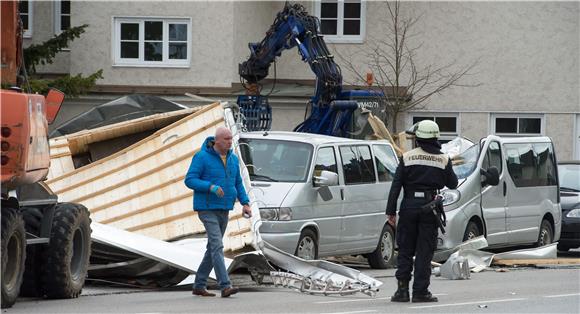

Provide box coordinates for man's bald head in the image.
[214,127,233,155]
[215,127,232,140]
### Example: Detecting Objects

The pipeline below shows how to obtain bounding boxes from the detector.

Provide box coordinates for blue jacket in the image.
[184,136,250,211]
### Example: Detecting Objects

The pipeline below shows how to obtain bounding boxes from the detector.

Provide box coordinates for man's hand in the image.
[242,205,252,218]
[387,214,396,227]
[210,185,224,198]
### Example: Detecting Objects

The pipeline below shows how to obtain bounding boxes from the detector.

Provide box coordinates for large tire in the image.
[536,219,553,247]
[20,207,44,297]
[295,229,318,260]
[367,223,396,269]
[1,208,26,309]
[463,220,482,242]
[41,203,91,299]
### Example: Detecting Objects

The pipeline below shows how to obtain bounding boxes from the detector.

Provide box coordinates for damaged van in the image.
[238,131,399,268]
[439,135,561,250]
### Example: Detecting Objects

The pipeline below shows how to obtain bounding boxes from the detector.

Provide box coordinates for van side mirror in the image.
[480,166,500,186]
[45,89,64,125]
[313,170,338,187]
[314,170,338,202]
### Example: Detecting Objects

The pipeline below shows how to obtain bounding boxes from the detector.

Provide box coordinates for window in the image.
[482,141,502,174]
[373,144,397,182]
[19,0,32,38]
[492,114,543,136]
[411,114,459,143]
[340,145,375,184]
[239,139,313,182]
[54,0,70,34]
[505,143,557,187]
[314,0,366,43]
[114,17,191,67]
[314,147,338,176]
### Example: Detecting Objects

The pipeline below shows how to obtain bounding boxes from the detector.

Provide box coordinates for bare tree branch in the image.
[335,0,480,132]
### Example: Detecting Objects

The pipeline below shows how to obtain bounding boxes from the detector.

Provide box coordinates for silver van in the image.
[439,135,561,251]
[238,131,399,268]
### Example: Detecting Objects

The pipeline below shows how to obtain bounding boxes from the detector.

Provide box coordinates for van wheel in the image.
[463,221,481,242]
[367,224,395,269]
[295,229,318,260]
[536,219,553,247]
[1,208,26,309]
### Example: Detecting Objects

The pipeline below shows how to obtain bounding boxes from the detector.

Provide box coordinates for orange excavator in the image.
[1,1,91,308]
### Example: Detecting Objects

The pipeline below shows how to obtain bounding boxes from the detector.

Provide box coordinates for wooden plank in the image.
[492,258,580,266]
[46,103,220,184]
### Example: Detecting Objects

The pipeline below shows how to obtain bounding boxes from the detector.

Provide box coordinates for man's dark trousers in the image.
[395,207,438,294]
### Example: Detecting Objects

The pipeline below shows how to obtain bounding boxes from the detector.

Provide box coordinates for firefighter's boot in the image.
[412,290,438,303]
[390,280,410,302]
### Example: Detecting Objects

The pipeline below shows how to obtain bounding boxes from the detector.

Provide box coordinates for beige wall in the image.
[545,113,575,160]
[70,1,234,87]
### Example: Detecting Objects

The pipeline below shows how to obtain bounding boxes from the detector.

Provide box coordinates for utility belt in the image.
[403,190,438,201]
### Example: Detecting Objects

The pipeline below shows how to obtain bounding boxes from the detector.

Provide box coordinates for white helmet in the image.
[415,120,440,139]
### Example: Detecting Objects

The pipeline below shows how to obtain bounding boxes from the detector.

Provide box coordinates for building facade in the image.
[26,1,580,159]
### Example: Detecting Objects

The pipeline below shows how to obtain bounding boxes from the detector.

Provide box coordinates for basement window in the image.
[492,114,543,136]
[113,17,191,67]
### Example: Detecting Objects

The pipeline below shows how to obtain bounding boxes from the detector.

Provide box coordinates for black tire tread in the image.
[367,224,395,269]
[41,203,91,299]
[1,208,26,309]
[20,207,44,297]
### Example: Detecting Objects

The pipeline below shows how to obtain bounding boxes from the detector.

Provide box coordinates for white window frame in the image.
[112,17,191,68]
[53,0,70,35]
[491,113,545,136]
[409,113,460,142]
[20,0,33,38]
[314,0,366,44]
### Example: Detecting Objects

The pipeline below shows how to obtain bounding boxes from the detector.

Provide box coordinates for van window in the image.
[482,141,502,173]
[373,145,398,182]
[239,139,313,182]
[339,145,376,185]
[314,147,338,176]
[505,143,557,187]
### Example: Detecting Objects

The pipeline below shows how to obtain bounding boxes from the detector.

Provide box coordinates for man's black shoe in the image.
[221,286,239,298]
[412,291,438,303]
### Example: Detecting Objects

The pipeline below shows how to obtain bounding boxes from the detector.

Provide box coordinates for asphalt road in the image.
[6,258,580,314]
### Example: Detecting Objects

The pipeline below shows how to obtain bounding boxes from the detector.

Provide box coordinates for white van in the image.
[439,135,561,250]
[238,131,399,268]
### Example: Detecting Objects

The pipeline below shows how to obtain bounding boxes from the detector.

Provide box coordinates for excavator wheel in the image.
[41,203,91,299]
[1,207,27,309]
[20,207,44,297]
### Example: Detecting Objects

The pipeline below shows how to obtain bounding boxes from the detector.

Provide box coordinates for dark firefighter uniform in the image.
[386,121,458,303]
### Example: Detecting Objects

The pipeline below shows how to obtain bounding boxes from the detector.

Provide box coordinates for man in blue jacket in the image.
[184,127,252,298]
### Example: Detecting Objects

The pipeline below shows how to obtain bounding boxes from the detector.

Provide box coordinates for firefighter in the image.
[386,119,458,303]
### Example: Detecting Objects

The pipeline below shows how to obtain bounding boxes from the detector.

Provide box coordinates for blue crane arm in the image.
[237,2,385,138]
[239,3,342,106]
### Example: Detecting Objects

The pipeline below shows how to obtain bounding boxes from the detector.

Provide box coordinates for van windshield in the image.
[239,138,313,182]
[452,144,480,180]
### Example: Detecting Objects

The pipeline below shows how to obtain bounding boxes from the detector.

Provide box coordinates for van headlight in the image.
[566,208,580,218]
[441,190,461,206]
[259,207,292,221]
